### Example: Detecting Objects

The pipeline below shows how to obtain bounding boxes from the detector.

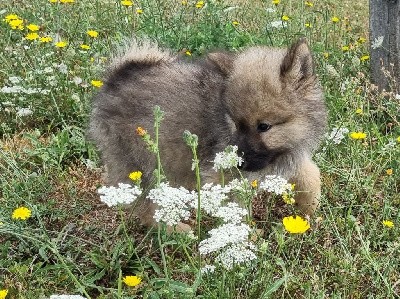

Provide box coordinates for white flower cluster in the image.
[200,264,216,274]
[214,202,247,224]
[49,295,87,299]
[147,182,193,226]
[259,175,292,195]
[212,145,243,171]
[268,20,287,29]
[192,183,231,215]
[325,127,349,144]
[227,178,251,193]
[97,183,142,207]
[371,36,384,49]
[0,85,50,94]
[215,242,257,270]
[16,107,33,117]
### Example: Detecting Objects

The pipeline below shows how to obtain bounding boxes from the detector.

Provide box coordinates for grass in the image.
[0,0,399,298]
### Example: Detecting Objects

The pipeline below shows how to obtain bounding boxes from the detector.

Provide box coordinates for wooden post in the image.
[369,0,400,91]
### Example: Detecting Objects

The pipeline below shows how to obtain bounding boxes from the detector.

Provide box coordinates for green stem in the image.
[158,224,169,280]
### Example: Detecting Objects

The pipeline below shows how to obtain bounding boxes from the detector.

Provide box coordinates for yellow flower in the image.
[382,220,394,228]
[4,14,20,22]
[91,80,104,88]
[304,23,312,28]
[25,32,39,40]
[281,15,290,21]
[349,132,367,140]
[26,24,40,31]
[55,41,68,48]
[232,20,240,26]
[304,1,313,7]
[358,37,366,44]
[342,45,349,52]
[397,136,400,143]
[9,19,24,30]
[121,0,133,6]
[80,44,91,50]
[129,171,142,181]
[87,30,99,38]
[185,50,192,56]
[355,108,363,114]
[0,289,8,299]
[60,0,75,3]
[331,16,340,23]
[251,180,258,188]
[123,275,142,287]
[386,169,393,176]
[323,52,329,59]
[360,55,369,61]
[272,0,280,5]
[282,193,295,205]
[12,206,32,220]
[195,1,204,8]
[49,0,58,3]
[283,216,310,234]
[136,127,147,136]
[40,36,53,43]
[181,0,188,5]
[136,8,143,14]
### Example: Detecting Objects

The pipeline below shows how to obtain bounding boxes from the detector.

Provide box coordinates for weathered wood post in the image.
[369,0,400,91]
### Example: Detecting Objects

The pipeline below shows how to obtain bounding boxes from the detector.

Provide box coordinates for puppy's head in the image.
[208,39,327,171]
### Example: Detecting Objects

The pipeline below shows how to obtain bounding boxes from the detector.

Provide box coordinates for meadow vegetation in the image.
[0,0,399,298]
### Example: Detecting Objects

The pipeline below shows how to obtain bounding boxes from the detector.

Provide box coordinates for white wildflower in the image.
[381,138,396,152]
[259,175,291,195]
[97,183,142,207]
[395,94,400,100]
[266,7,276,13]
[16,107,33,117]
[147,182,194,226]
[56,63,68,74]
[326,64,339,78]
[44,67,54,73]
[213,145,243,171]
[268,20,287,29]
[201,264,216,274]
[214,202,247,224]
[49,296,87,299]
[223,6,239,12]
[325,127,349,144]
[191,183,231,215]
[199,223,251,255]
[226,178,250,193]
[215,242,257,270]
[1,86,24,93]
[8,76,22,84]
[72,76,83,85]
[371,36,384,49]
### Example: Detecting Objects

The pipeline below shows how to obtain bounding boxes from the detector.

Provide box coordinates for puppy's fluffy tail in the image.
[109,38,174,71]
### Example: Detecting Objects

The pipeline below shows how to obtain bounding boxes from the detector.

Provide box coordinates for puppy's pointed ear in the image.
[280,38,314,83]
[207,51,235,75]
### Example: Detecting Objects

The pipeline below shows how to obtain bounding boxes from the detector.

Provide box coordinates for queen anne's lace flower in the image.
[215,242,257,270]
[259,175,292,195]
[200,264,216,274]
[49,296,87,299]
[191,183,231,215]
[214,202,247,224]
[98,183,142,207]
[212,145,243,171]
[326,127,349,144]
[147,182,193,226]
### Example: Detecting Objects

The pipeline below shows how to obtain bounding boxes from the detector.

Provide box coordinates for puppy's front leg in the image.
[290,158,321,215]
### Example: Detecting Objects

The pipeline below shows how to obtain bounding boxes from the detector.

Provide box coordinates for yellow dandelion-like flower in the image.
[87,30,99,38]
[342,45,350,52]
[251,180,258,188]
[331,16,340,23]
[55,41,67,48]
[232,20,240,26]
[305,23,312,28]
[281,15,290,21]
[185,50,192,56]
[9,19,24,30]
[382,220,394,228]
[91,80,103,88]
[349,132,367,140]
[121,0,133,6]
[136,8,143,14]
[0,289,9,299]
[397,136,400,143]
[304,1,313,7]
[355,108,363,114]
[291,184,296,191]
[129,171,142,181]
[12,206,32,220]
[25,32,40,40]
[283,216,310,234]
[195,1,204,8]
[49,0,58,3]
[40,36,53,43]
[26,24,40,31]
[136,127,147,136]
[358,37,366,44]
[360,55,369,61]
[4,14,20,22]
[80,44,91,50]
[323,52,329,59]
[386,169,393,176]
[282,193,295,205]
[123,275,142,287]
[60,0,75,3]
[272,0,280,5]
[181,0,188,5]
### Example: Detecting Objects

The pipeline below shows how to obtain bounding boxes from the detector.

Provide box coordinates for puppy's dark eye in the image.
[257,123,272,132]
